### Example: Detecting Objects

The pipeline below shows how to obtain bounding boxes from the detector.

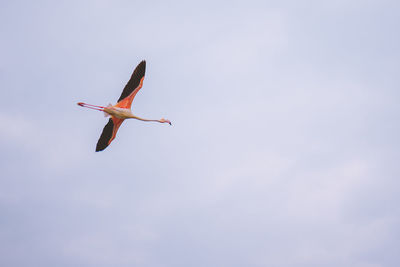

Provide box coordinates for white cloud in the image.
[1,0,400,266]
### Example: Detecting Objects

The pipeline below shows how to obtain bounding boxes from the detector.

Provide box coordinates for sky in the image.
[0,0,400,266]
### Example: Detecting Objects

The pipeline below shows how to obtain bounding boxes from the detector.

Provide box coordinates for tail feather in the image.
[103,104,112,117]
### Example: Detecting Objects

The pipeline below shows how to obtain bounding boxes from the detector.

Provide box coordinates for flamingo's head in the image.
[160,118,172,125]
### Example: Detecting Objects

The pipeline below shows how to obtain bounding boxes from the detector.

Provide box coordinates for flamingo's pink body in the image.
[78,60,171,151]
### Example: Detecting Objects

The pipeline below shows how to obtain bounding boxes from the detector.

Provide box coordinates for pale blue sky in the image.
[1,0,400,266]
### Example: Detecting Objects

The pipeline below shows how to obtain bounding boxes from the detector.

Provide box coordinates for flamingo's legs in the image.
[77,102,105,111]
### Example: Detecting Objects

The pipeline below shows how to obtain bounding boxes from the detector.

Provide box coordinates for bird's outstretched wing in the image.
[96,60,145,151]
[115,60,146,109]
[96,117,125,152]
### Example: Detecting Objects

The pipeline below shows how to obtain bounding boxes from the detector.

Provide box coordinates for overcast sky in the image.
[1,0,400,266]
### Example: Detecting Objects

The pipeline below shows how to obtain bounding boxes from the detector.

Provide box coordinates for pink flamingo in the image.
[78,60,171,151]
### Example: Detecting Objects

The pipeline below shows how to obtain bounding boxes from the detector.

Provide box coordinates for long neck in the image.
[128,114,162,123]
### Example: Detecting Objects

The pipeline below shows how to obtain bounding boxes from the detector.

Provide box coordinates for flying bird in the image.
[78,60,171,152]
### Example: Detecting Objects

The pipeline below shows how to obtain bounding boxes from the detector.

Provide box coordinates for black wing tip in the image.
[95,119,114,152]
[95,139,109,152]
[137,60,146,73]
[117,59,147,102]
[95,145,107,152]
[137,60,146,70]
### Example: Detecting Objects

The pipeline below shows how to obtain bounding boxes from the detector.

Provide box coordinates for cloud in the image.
[1,0,400,266]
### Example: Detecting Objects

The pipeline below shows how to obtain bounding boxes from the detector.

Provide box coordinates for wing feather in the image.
[117,60,146,103]
[95,61,146,152]
[95,118,124,152]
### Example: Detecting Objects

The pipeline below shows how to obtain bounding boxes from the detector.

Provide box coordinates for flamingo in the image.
[78,60,171,152]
